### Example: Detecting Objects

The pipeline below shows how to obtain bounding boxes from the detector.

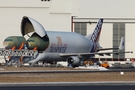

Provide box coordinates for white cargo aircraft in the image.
[3,16,132,67]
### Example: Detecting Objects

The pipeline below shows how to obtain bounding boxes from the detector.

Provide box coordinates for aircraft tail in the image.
[119,37,125,50]
[86,18,103,52]
[86,18,103,43]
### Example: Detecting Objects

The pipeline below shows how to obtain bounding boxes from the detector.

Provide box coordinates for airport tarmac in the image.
[0,82,135,90]
[0,66,135,82]
[0,66,135,90]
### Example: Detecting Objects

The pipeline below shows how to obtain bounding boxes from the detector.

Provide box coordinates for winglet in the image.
[119,37,125,50]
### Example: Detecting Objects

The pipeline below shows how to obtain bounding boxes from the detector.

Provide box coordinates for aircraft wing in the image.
[60,51,133,57]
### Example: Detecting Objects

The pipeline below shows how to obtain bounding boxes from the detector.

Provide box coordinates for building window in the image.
[113,22,125,59]
[74,23,87,36]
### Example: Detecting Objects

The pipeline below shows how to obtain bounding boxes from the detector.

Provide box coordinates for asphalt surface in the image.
[0,68,135,74]
[0,82,135,90]
[0,67,135,90]
[1,85,135,90]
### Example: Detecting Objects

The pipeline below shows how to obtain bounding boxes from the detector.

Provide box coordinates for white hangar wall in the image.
[0,0,76,48]
[76,0,135,59]
[78,0,135,18]
[0,0,135,59]
[125,24,135,58]
[74,17,135,59]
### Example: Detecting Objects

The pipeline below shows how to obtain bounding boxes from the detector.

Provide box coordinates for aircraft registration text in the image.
[49,44,67,53]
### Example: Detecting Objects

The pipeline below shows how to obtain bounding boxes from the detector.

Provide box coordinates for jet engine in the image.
[3,36,27,49]
[67,56,80,67]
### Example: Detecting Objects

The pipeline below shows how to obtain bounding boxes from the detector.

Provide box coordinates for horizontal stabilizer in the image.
[97,48,119,52]
[96,37,125,52]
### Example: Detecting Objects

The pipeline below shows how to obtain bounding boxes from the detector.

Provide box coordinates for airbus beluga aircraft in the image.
[3,16,132,67]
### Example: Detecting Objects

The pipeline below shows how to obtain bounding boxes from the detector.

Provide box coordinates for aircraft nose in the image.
[3,41,14,49]
[3,41,8,47]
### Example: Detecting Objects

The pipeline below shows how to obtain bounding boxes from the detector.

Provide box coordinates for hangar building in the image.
[0,0,135,61]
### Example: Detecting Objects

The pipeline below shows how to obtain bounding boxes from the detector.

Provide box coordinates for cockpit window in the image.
[5,39,13,41]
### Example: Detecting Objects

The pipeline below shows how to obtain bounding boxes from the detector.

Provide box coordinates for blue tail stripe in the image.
[90,19,103,43]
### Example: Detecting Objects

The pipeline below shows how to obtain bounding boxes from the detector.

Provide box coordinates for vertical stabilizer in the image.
[86,19,103,52]
[86,19,103,43]
[90,19,103,43]
[119,37,125,50]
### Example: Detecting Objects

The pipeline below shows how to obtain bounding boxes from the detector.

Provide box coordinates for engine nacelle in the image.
[67,56,80,67]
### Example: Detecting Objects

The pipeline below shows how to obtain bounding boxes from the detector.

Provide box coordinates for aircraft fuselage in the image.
[27,31,94,63]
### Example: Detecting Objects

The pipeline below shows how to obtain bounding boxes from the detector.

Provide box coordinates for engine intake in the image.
[67,56,80,67]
